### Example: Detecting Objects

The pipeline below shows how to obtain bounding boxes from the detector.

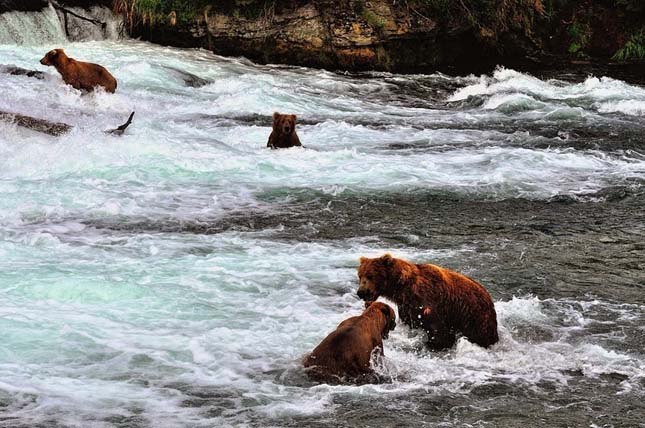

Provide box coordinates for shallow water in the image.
[0,40,644,427]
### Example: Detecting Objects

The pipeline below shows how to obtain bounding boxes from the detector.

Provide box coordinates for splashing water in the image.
[0,40,644,427]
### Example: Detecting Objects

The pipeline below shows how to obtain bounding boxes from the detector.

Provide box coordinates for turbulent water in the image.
[0,39,644,427]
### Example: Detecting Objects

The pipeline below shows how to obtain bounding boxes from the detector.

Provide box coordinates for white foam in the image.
[449,66,645,109]
[597,99,645,116]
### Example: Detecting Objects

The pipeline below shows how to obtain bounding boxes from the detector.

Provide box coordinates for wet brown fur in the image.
[40,49,117,93]
[303,301,396,382]
[357,254,499,350]
[267,112,301,149]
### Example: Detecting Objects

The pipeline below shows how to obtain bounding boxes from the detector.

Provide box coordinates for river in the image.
[0,37,644,427]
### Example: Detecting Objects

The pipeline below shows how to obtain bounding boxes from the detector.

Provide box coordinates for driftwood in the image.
[106,111,134,135]
[0,110,135,136]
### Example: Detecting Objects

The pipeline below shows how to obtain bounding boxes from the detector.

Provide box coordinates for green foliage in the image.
[567,21,590,57]
[136,0,197,24]
[612,30,645,61]
[407,0,546,38]
[114,0,271,26]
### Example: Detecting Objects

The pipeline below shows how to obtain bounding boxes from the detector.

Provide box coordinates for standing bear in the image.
[303,301,396,383]
[267,112,301,149]
[357,254,498,350]
[40,48,117,93]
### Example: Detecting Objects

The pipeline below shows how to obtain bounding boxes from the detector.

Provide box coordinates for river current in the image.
[0,39,644,427]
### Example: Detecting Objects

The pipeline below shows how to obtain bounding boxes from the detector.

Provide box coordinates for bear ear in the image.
[273,112,280,121]
[359,256,368,263]
[291,114,297,122]
[55,48,64,55]
[380,253,393,265]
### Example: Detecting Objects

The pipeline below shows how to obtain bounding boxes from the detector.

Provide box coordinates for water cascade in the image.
[0,3,65,45]
[0,1,122,45]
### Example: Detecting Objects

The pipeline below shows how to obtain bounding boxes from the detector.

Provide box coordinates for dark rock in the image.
[165,67,211,88]
[0,110,72,136]
[0,0,48,13]
[0,65,45,79]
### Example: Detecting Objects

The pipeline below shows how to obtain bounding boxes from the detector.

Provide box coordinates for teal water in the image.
[0,40,644,427]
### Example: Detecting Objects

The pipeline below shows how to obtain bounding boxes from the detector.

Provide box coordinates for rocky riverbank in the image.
[124,0,645,74]
[1,0,644,74]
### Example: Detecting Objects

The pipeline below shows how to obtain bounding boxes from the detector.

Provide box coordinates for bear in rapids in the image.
[303,301,396,382]
[357,254,499,350]
[40,48,117,93]
[267,112,301,149]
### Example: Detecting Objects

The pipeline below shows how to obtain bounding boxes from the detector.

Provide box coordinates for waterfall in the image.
[0,3,65,45]
[0,2,124,45]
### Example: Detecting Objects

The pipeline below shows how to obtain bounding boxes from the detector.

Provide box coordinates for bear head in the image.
[364,301,396,338]
[40,49,66,67]
[357,253,415,302]
[272,112,296,136]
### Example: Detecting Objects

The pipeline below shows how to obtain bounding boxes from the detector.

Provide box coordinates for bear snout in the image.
[357,287,375,301]
[40,57,49,66]
[283,124,291,134]
[382,319,396,339]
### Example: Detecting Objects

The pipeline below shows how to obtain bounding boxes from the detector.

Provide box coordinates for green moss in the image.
[363,10,386,31]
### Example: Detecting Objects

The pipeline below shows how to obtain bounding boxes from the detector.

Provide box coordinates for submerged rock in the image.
[165,67,211,88]
[0,64,45,79]
[0,110,72,136]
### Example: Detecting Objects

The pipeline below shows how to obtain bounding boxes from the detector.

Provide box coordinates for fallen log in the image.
[0,110,135,136]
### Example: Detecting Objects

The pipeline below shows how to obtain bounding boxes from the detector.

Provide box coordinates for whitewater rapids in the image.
[0,40,643,427]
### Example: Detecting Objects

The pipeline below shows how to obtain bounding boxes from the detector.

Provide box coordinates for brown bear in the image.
[267,112,301,149]
[303,301,396,382]
[40,49,117,93]
[357,254,499,350]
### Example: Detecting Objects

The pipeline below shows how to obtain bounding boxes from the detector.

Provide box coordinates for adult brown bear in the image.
[357,254,499,350]
[267,112,301,149]
[40,49,117,93]
[303,301,396,382]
